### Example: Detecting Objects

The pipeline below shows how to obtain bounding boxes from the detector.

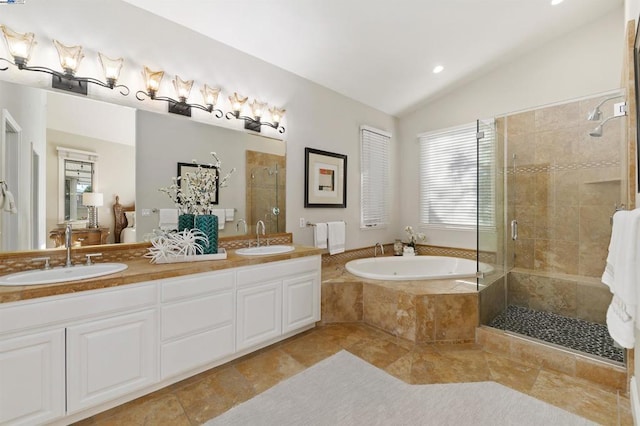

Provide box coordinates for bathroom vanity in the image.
[0,247,321,425]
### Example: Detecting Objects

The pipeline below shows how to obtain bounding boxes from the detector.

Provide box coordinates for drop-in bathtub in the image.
[345,255,493,281]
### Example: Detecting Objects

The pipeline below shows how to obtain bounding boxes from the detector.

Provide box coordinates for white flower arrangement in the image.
[144,229,209,263]
[159,152,236,215]
[404,225,426,246]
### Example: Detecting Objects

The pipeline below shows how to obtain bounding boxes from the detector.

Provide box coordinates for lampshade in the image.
[53,40,84,76]
[82,192,103,207]
[0,25,36,65]
[229,92,248,114]
[142,66,164,97]
[98,53,123,85]
[172,75,193,102]
[201,84,220,107]
[249,100,267,120]
[269,107,286,126]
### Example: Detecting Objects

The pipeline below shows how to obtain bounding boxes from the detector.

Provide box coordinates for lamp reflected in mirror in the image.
[82,192,103,228]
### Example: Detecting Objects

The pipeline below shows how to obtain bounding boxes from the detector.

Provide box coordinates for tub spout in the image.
[374,242,384,257]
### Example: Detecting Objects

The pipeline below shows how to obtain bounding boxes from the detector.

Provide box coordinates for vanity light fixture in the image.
[0,25,129,96]
[136,66,224,118]
[225,92,286,134]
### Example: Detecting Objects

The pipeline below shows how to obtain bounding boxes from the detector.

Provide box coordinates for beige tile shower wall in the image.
[246,151,286,235]
[507,94,626,278]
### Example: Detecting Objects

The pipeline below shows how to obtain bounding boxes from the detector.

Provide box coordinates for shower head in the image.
[588,125,603,137]
[588,115,617,138]
[586,94,624,121]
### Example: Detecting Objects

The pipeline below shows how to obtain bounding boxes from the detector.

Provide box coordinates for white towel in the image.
[601,209,640,348]
[1,188,17,214]
[210,209,226,230]
[159,208,179,231]
[314,222,328,249]
[327,221,345,255]
[224,208,235,222]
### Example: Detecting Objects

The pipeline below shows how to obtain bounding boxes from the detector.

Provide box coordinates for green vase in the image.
[194,214,218,255]
[178,214,195,232]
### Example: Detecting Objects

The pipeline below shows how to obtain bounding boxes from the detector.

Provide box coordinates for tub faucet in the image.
[374,242,384,257]
[64,222,73,268]
[236,219,248,235]
[256,220,266,247]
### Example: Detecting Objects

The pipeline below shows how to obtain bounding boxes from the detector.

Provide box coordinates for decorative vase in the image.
[194,214,218,255]
[178,214,195,232]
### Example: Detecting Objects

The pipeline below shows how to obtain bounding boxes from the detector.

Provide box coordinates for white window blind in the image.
[419,121,495,229]
[360,126,391,229]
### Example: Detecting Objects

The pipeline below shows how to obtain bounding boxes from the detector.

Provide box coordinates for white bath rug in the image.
[204,350,595,426]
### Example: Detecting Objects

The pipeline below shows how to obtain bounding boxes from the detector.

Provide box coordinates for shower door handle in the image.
[511,220,518,241]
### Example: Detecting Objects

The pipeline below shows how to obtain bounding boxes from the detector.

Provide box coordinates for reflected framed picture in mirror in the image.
[304,147,347,208]
[177,162,220,205]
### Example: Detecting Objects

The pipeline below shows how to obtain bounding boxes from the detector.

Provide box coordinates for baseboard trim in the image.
[631,376,640,425]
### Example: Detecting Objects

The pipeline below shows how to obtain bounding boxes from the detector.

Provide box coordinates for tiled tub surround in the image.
[322,259,481,344]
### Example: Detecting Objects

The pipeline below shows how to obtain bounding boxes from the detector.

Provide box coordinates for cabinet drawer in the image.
[161,325,234,379]
[161,291,233,341]
[161,271,234,302]
[236,256,320,288]
[0,283,157,335]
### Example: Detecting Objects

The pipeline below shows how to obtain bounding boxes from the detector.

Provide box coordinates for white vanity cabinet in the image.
[0,329,65,425]
[160,270,235,379]
[0,253,321,425]
[236,256,321,351]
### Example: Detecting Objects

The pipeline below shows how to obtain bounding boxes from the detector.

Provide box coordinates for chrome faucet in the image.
[236,219,248,235]
[64,222,73,267]
[374,242,384,257]
[256,220,266,247]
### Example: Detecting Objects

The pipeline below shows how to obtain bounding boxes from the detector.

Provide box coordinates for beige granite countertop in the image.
[0,245,323,303]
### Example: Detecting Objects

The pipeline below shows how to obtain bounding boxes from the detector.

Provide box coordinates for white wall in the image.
[0,0,398,251]
[397,7,625,249]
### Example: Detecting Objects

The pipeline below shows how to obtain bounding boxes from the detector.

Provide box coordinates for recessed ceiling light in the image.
[433,65,444,74]
[551,0,564,5]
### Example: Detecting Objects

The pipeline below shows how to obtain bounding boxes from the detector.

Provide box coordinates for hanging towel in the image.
[224,208,235,222]
[327,221,345,255]
[601,209,640,348]
[314,222,328,249]
[1,185,17,214]
[158,208,179,231]
[210,209,226,230]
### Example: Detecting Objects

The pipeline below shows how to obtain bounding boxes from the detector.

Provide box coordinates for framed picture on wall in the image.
[304,148,347,208]
[177,162,220,205]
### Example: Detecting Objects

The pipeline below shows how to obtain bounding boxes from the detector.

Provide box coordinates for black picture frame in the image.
[177,162,220,205]
[304,147,347,208]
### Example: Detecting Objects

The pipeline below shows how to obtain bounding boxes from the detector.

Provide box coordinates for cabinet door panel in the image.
[161,325,234,379]
[66,309,157,413]
[236,281,281,351]
[282,273,319,333]
[0,330,64,425]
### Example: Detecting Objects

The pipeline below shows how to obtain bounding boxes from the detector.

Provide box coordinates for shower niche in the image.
[246,150,286,235]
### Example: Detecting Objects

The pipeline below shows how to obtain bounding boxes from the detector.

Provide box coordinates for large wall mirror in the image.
[0,79,286,255]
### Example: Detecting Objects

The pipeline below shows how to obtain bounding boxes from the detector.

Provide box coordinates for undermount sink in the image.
[236,245,295,256]
[0,263,128,286]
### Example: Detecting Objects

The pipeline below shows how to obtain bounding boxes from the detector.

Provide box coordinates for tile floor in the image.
[74,323,632,425]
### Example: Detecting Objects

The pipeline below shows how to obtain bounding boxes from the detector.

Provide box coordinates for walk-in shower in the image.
[246,150,286,235]
[478,90,628,365]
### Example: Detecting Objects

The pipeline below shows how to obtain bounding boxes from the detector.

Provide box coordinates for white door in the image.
[236,281,282,351]
[66,309,158,413]
[0,329,65,425]
[282,273,320,333]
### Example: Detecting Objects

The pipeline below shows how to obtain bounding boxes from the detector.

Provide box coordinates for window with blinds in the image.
[360,126,391,229]
[418,121,495,229]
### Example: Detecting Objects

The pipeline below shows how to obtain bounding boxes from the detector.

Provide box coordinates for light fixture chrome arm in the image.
[136,90,224,118]
[0,57,130,96]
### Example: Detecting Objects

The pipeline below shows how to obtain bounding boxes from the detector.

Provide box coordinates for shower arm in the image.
[587,94,624,120]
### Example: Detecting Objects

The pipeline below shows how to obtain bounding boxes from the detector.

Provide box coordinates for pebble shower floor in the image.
[489,305,624,363]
